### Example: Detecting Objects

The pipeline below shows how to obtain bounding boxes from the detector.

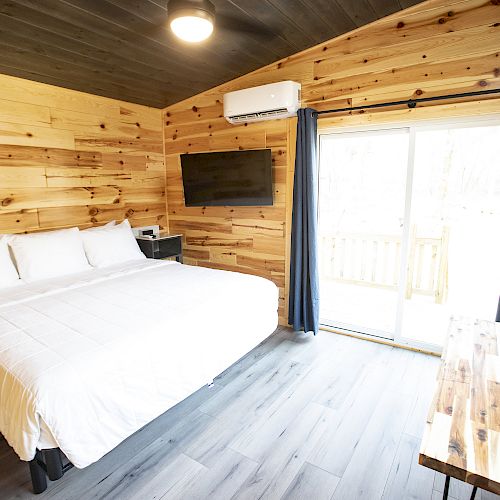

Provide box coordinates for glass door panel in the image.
[401,123,500,347]
[318,129,410,340]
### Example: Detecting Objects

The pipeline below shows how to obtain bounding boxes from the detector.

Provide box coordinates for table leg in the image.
[470,486,478,500]
[443,475,450,500]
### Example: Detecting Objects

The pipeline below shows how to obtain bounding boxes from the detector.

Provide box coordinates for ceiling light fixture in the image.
[167,0,215,43]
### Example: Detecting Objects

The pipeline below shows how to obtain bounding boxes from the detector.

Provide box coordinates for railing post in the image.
[405,225,417,300]
[436,226,450,304]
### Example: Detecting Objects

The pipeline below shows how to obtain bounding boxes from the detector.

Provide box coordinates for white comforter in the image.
[0,260,278,468]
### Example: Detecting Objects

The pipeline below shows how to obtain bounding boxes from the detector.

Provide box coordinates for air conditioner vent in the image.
[229,108,289,123]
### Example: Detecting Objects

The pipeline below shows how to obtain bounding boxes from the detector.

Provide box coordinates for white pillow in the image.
[82,220,116,232]
[9,227,91,283]
[81,219,146,268]
[0,235,21,288]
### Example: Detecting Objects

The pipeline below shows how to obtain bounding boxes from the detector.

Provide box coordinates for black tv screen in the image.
[181,149,273,207]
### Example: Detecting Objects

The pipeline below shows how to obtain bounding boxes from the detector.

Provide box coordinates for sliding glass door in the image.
[318,118,500,350]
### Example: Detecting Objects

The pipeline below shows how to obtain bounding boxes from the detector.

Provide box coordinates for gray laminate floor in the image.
[1,327,498,500]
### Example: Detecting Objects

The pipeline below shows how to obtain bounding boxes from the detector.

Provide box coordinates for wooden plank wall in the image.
[163,0,500,325]
[0,73,166,235]
[165,120,292,322]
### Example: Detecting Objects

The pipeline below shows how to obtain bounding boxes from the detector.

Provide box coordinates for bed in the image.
[0,258,279,492]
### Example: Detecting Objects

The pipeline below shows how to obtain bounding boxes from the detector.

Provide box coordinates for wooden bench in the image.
[419,317,500,499]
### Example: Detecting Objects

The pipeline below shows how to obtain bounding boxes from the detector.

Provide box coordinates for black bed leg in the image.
[45,448,64,481]
[29,451,47,494]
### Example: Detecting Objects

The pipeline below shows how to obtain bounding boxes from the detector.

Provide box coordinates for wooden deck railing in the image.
[320,226,449,304]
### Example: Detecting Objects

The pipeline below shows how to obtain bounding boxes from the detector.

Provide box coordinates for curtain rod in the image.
[314,88,500,116]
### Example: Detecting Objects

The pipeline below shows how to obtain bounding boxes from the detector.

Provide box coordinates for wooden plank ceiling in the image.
[0,0,425,108]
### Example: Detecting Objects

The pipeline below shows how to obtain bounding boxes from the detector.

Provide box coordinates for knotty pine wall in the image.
[163,0,500,325]
[0,74,166,235]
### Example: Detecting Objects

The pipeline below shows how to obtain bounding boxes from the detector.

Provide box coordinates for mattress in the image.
[0,260,278,468]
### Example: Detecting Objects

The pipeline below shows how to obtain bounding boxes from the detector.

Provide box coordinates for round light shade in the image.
[168,0,215,43]
[170,15,213,42]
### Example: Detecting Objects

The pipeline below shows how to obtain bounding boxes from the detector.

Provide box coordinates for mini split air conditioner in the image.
[223,81,301,124]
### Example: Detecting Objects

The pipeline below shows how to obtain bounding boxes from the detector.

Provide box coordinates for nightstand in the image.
[136,234,183,263]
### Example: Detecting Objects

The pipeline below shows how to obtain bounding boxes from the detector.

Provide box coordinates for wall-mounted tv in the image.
[181,149,273,207]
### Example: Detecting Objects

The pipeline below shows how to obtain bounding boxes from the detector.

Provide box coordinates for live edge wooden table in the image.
[419,317,500,500]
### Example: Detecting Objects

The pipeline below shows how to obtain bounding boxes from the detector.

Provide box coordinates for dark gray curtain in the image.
[288,108,319,335]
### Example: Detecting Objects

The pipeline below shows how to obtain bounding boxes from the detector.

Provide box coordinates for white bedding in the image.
[0,260,278,468]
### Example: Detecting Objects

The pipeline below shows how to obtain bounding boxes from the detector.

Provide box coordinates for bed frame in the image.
[29,448,73,494]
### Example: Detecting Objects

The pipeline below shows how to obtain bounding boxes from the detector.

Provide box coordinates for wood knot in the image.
[126,209,135,217]
[415,89,423,95]
[494,68,500,77]
[477,428,487,441]
[1,198,12,207]
[192,106,198,112]
[447,10,454,16]
[100,123,105,129]
[89,207,99,216]
[448,440,463,455]
[397,21,405,28]
[478,80,488,87]
[446,406,453,415]
[438,17,446,24]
